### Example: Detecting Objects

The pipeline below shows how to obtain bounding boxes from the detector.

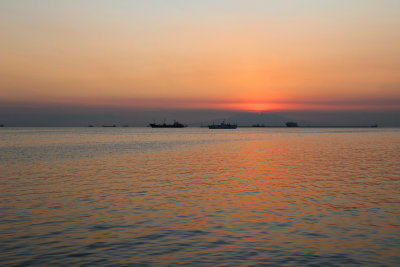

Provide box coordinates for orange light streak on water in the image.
[1,128,399,265]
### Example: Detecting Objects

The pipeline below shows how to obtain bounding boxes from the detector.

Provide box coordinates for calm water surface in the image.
[1,127,399,266]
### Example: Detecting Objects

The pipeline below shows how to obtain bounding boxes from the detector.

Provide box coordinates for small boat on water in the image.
[286,121,298,127]
[149,120,187,128]
[102,125,116,127]
[209,121,237,129]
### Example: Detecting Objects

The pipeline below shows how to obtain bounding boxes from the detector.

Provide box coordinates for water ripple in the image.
[1,127,399,266]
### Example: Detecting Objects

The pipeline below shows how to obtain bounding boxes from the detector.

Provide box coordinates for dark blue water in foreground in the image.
[1,127,399,266]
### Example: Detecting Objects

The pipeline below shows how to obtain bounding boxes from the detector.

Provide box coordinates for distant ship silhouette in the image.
[286,121,298,127]
[149,120,187,128]
[209,121,237,129]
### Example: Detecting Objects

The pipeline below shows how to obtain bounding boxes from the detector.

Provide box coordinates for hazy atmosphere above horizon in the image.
[1,0,399,125]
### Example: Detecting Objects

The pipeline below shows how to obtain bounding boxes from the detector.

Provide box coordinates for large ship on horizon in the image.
[149,120,187,128]
[208,121,237,129]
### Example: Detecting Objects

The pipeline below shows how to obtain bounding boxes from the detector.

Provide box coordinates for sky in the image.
[1,0,399,125]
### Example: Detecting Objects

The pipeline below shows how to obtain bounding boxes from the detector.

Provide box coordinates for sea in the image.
[1,127,399,266]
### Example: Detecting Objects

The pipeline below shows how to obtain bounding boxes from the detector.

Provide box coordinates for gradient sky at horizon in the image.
[1,0,400,112]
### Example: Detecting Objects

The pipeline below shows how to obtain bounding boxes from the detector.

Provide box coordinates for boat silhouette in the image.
[149,120,187,128]
[286,121,298,127]
[209,121,237,129]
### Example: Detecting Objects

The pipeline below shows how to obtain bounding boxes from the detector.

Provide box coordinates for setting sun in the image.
[1,2,400,266]
[226,102,286,112]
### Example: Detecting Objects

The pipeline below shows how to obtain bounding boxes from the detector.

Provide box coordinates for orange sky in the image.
[1,1,399,112]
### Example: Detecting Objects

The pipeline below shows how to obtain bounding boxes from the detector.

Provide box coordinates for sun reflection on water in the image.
[1,128,399,265]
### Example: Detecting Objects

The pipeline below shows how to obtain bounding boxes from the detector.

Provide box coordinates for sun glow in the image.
[1,1,399,116]
[226,102,288,112]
